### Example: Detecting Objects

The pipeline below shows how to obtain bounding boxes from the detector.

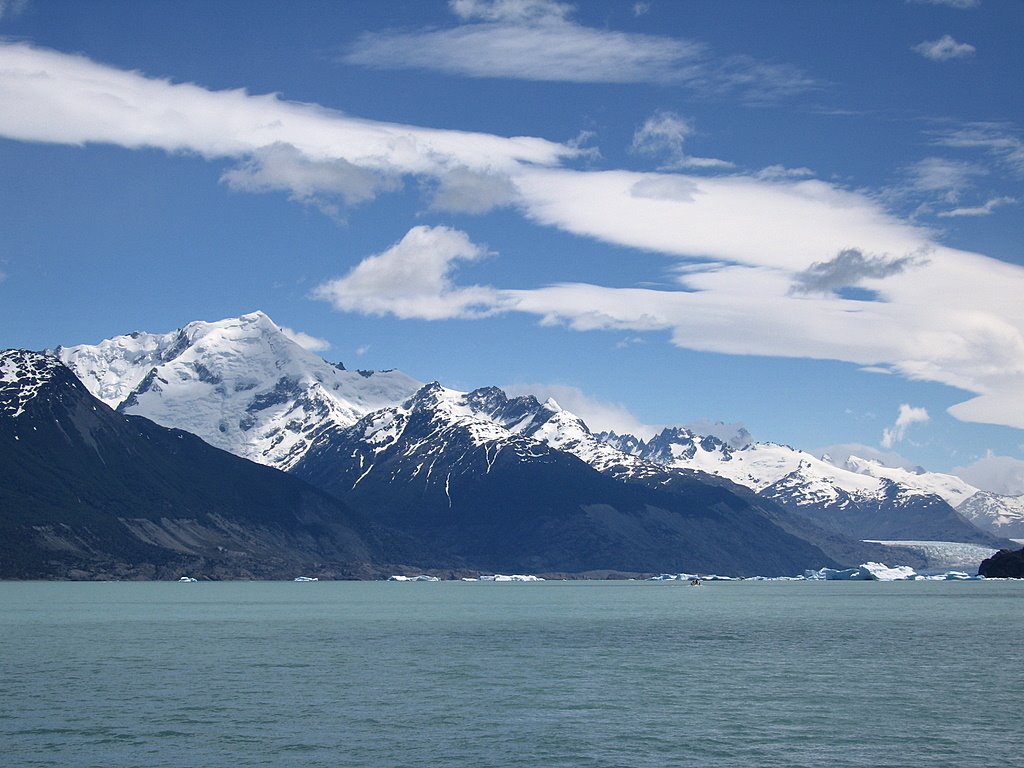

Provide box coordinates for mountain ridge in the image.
[8,310,1018,577]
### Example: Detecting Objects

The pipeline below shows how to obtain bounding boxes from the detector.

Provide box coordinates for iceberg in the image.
[804,562,918,581]
[387,574,440,582]
[177,576,197,583]
[293,576,319,582]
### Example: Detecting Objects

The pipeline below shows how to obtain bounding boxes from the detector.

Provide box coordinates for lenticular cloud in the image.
[2,41,1024,431]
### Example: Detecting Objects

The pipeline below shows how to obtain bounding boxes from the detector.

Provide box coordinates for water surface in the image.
[2,580,1020,767]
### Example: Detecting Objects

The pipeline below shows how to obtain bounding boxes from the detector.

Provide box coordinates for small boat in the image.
[689,578,702,586]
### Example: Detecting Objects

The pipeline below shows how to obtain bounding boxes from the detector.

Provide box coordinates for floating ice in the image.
[388,574,440,582]
[804,562,918,580]
[293,576,318,582]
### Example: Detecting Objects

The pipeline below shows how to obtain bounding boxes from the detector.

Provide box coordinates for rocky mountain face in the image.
[291,383,912,576]
[0,349,404,579]
[956,492,1024,539]
[55,311,421,471]
[599,427,1012,547]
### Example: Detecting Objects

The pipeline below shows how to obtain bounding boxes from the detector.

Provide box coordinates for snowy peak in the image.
[842,455,979,508]
[55,312,421,470]
[0,350,69,418]
[957,492,1024,538]
[762,460,857,510]
[294,382,560,502]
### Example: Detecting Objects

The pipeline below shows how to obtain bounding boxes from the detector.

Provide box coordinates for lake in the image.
[2,579,1021,767]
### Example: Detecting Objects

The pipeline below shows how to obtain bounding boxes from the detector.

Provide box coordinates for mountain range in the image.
[2,311,1018,578]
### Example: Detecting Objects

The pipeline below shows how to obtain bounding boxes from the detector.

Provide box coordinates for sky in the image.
[1,0,1022,492]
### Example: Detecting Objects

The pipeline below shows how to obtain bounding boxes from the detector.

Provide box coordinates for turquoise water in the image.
[2,580,1021,767]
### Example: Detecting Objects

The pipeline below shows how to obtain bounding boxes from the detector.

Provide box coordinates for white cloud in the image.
[755,164,815,180]
[502,382,661,439]
[631,111,732,170]
[633,2,651,16]
[0,41,574,198]
[953,451,1024,495]
[912,35,975,61]
[881,404,930,449]
[279,326,331,352]
[904,156,985,203]
[313,225,505,320]
[355,344,370,357]
[938,196,1017,217]
[426,167,519,214]
[933,122,1024,175]
[221,143,402,219]
[817,443,921,471]
[2,43,1024,434]
[450,0,571,22]
[342,4,816,99]
[907,0,980,9]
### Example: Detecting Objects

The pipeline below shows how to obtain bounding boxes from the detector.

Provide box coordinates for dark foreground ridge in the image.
[978,547,1024,578]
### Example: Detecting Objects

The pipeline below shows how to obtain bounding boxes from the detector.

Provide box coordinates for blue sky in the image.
[1,0,1022,490]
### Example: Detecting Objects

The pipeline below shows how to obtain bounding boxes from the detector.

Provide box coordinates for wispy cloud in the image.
[2,42,1024,433]
[0,0,28,21]
[502,382,662,439]
[882,404,930,449]
[342,0,817,100]
[755,164,815,180]
[0,41,574,185]
[953,450,1024,495]
[630,111,732,170]
[938,196,1017,217]
[789,248,923,296]
[450,0,571,22]
[279,326,331,352]
[221,143,403,220]
[932,122,1024,175]
[905,156,986,202]
[907,0,980,9]
[912,35,975,61]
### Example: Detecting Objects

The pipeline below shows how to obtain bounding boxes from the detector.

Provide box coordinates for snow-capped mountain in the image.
[36,310,1018,561]
[957,492,1024,539]
[1,348,68,419]
[599,427,1009,546]
[0,350,389,579]
[291,382,847,576]
[55,312,421,471]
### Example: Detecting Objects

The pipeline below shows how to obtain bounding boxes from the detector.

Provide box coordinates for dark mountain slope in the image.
[0,350,400,579]
[292,384,842,577]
